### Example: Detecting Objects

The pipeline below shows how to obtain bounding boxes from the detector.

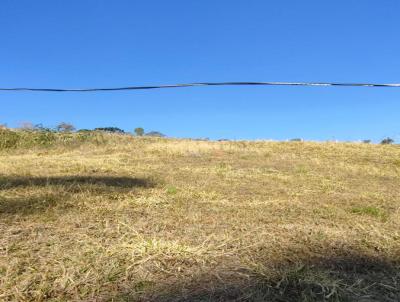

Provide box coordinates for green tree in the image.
[134,127,144,136]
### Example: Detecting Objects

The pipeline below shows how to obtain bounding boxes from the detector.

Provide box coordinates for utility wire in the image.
[0,81,400,92]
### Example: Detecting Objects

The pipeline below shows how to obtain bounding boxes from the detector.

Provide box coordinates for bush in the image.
[0,129,20,149]
[31,131,57,146]
[145,131,165,137]
[0,129,109,150]
[56,122,75,133]
[33,123,55,132]
[94,127,125,133]
[17,122,53,132]
[381,138,394,145]
[134,127,144,136]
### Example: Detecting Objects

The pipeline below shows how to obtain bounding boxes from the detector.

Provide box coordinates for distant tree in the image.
[94,127,125,133]
[34,123,54,132]
[145,131,165,137]
[56,122,76,133]
[362,139,371,144]
[19,121,34,130]
[381,137,394,145]
[290,138,303,142]
[134,127,144,136]
[193,137,210,141]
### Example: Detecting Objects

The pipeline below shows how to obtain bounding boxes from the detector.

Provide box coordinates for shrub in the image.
[134,127,144,136]
[146,131,165,137]
[33,123,54,132]
[31,131,57,146]
[381,137,394,145]
[0,129,108,150]
[0,129,20,149]
[94,127,125,133]
[56,122,76,133]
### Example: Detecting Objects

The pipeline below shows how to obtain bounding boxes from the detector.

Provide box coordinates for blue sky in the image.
[1,1,399,141]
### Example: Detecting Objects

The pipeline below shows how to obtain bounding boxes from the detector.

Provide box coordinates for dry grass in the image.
[0,135,399,301]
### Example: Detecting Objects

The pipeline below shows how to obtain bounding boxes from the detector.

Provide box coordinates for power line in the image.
[0,81,400,92]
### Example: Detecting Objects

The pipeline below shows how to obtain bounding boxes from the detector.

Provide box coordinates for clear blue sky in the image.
[1,1,399,141]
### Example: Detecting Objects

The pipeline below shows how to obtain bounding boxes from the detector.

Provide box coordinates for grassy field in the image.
[1,131,399,301]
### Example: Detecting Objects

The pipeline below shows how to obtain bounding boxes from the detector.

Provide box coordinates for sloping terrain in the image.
[1,134,399,301]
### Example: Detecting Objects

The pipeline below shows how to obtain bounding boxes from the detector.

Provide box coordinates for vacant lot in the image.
[1,133,399,301]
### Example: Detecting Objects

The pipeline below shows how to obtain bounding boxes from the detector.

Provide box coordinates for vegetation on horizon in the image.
[0,123,169,150]
[0,122,397,147]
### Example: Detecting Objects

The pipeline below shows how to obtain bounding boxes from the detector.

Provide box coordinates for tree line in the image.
[11,122,166,137]
[0,122,396,144]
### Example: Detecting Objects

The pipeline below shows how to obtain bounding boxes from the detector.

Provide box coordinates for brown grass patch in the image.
[0,136,399,301]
